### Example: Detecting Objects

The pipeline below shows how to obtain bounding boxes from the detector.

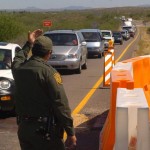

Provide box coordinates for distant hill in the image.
[0,5,150,12]
[138,4,150,7]
[25,6,91,11]
[0,6,91,12]
[63,6,91,10]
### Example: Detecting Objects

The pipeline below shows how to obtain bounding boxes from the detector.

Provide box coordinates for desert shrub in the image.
[147,27,150,34]
[0,7,150,44]
[0,14,25,41]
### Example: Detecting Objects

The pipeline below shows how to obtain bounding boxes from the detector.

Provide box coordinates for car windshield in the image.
[0,49,12,69]
[122,27,132,31]
[45,33,78,46]
[102,32,111,37]
[113,32,121,37]
[81,32,101,42]
[121,31,125,34]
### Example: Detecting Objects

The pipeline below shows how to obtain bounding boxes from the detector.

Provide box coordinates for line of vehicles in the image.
[0,18,136,112]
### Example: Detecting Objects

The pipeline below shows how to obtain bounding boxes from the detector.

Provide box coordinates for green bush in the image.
[0,14,25,41]
[0,7,150,45]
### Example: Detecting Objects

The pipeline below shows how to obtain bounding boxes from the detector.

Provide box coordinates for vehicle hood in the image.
[52,46,78,54]
[86,42,101,48]
[103,37,112,40]
[0,70,13,79]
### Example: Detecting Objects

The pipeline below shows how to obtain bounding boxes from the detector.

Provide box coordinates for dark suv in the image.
[112,31,123,45]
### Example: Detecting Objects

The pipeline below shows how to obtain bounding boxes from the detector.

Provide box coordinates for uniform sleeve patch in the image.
[53,73,62,84]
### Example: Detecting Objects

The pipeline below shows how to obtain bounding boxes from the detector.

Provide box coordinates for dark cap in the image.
[32,35,52,56]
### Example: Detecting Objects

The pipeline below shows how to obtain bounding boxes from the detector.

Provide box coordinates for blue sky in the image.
[0,0,150,9]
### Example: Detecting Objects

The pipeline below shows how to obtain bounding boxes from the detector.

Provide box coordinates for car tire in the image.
[102,51,105,56]
[82,59,87,70]
[75,62,82,74]
[98,52,102,58]
[120,41,123,45]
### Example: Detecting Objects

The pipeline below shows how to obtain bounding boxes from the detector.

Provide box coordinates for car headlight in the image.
[0,80,11,89]
[67,54,78,59]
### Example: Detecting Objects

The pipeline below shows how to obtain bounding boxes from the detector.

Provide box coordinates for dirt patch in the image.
[134,26,150,56]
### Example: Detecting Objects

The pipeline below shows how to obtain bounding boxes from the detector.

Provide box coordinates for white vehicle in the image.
[0,42,21,111]
[123,21,132,26]
[101,30,114,48]
[121,16,126,21]
[127,18,133,22]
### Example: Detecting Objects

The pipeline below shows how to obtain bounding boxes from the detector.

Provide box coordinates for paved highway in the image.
[0,29,140,150]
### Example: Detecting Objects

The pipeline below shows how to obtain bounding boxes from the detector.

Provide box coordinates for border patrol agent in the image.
[11,29,77,150]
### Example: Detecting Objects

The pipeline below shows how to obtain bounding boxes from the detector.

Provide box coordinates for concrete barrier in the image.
[114,88,150,150]
[100,55,150,150]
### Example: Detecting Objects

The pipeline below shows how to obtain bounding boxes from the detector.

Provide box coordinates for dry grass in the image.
[135,26,150,56]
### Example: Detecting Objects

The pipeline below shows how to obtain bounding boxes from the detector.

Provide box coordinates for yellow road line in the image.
[72,76,103,115]
[72,31,139,115]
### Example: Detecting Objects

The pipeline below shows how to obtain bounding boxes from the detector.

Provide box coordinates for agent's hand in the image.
[65,135,77,150]
[28,29,43,44]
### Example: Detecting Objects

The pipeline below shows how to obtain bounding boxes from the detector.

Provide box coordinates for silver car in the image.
[121,30,130,40]
[44,30,87,74]
[80,29,105,58]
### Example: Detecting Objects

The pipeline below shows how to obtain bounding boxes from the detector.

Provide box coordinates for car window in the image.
[122,27,132,31]
[0,49,12,69]
[81,32,101,42]
[102,32,111,37]
[113,32,121,37]
[45,33,78,46]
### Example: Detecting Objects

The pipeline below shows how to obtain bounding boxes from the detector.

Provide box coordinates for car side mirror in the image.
[81,41,87,46]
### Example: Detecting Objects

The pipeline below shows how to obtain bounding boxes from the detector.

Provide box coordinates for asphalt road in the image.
[0,29,140,150]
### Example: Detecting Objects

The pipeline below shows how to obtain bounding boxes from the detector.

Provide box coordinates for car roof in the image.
[101,30,112,32]
[0,42,21,51]
[44,30,78,34]
[122,26,132,28]
[80,29,101,32]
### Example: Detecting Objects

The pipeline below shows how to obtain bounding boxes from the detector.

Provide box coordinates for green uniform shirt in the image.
[11,42,75,136]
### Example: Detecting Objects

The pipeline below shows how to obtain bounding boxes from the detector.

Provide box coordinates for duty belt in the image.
[18,116,48,123]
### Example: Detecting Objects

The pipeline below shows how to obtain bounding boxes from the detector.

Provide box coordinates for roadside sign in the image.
[43,20,52,27]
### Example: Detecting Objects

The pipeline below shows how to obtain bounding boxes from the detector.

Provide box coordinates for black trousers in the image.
[18,120,66,150]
